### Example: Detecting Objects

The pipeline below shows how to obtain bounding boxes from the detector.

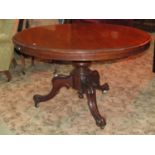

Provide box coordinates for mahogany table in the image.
[13,24,151,128]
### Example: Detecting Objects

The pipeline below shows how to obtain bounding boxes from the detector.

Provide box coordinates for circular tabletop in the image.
[13,23,151,61]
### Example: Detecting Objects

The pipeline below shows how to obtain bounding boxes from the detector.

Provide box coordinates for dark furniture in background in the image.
[70,19,134,26]
[133,19,155,32]
[14,19,34,74]
[68,19,155,31]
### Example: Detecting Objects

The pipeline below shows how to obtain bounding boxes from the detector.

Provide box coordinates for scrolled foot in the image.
[33,95,42,108]
[95,117,106,129]
[35,103,39,108]
[33,75,73,108]
[86,86,107,129]
[101,83,109,94]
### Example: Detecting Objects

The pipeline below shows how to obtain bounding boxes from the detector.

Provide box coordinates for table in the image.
[13,24,151,128]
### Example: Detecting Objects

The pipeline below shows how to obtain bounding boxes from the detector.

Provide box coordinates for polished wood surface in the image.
[13,24,151,128]
[13,23,151,61]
